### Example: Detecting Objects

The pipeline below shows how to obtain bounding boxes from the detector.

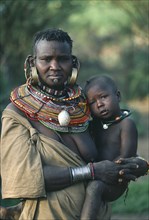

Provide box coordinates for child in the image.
[81,75,138,219]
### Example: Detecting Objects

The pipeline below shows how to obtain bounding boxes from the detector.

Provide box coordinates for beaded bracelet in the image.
[89,162,95,180]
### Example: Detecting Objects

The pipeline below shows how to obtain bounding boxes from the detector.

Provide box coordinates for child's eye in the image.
[101,95,107,100]
[45,57,51,62]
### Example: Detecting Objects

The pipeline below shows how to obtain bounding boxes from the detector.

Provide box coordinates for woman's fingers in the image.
[118,168,137,181]
[123,174,137,181]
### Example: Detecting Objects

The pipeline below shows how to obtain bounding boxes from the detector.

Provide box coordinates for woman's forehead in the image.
[35,40,71,55]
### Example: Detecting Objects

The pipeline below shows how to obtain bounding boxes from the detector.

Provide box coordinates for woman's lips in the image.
[47,74,63,80]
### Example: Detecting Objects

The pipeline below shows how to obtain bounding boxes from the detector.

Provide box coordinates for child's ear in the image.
[117,90,121,102]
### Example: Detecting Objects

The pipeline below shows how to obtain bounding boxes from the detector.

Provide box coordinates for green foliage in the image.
[131,110,148,137]
[112,176,149,214]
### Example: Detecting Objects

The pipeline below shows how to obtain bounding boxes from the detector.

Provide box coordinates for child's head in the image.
[84,75,121,120]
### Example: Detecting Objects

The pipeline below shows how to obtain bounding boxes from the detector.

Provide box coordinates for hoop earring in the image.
[24,55,32,80]
[68,56,80,86]
[31,66,39,85]
[69,68,78,86]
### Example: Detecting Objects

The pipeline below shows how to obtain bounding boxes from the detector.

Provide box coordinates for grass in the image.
[112,175,149,214]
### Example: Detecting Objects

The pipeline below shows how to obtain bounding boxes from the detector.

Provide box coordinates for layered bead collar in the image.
[10,81,91,133]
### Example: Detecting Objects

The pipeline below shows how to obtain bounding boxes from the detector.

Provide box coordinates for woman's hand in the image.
[93,160,138,184]
[115,157,149,178]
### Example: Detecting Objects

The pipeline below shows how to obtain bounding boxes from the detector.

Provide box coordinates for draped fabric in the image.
[1,109,110,219]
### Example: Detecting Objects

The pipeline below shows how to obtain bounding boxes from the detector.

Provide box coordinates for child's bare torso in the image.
[95,123,122,161]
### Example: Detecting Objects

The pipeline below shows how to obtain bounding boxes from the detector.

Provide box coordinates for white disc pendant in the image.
[103,124,108,129]
[123,111,129,116]
[58,110,70,126]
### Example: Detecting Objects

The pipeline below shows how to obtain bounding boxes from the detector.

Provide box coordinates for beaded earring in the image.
[68,56,80,86]
[24,55,39,85]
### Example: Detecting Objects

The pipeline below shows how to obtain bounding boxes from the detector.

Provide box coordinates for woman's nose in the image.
[49,59,61,70]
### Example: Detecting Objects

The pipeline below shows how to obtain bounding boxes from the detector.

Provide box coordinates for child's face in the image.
[86,84,121,120]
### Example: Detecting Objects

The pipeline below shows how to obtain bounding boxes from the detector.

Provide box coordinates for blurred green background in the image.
[0,0,148,218]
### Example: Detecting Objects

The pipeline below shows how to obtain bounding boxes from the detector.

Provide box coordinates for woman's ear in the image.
[72,55,80,70]
[28,56,35,67]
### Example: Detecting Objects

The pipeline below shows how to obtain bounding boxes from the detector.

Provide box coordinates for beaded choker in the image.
[38,82,67,98]
[100,110,131,129]
[28,83,82,102]
[10,82,91,133]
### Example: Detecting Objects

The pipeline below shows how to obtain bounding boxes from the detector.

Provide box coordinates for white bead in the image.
[103,124,108,129]
[123,111,128,115]
[58,110,70,126]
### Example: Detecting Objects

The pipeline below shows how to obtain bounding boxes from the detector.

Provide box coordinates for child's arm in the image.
[115,118,138,160]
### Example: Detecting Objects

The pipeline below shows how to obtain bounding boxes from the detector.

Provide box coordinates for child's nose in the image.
[96,99,103,107]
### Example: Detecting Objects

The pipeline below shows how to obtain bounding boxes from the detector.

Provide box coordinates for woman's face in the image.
[34,39,73,89]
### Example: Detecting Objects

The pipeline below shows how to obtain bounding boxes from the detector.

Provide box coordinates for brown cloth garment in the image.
[1,109,111,220]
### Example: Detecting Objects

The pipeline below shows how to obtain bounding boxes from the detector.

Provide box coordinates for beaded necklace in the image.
[38,81,67,97]
[100,109,131,129]
[28,83,82,102]
[10,81,91,133]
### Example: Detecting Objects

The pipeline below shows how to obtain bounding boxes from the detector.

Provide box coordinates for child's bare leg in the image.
[80,180,105,220]
[80,180,128,220]
[103,180,128,202]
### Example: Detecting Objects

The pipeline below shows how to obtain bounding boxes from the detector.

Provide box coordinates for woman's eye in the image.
[40,57,51,62]
[59,56,70,61]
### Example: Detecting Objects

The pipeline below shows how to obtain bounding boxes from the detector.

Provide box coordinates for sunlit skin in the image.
[34,40,73,90]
